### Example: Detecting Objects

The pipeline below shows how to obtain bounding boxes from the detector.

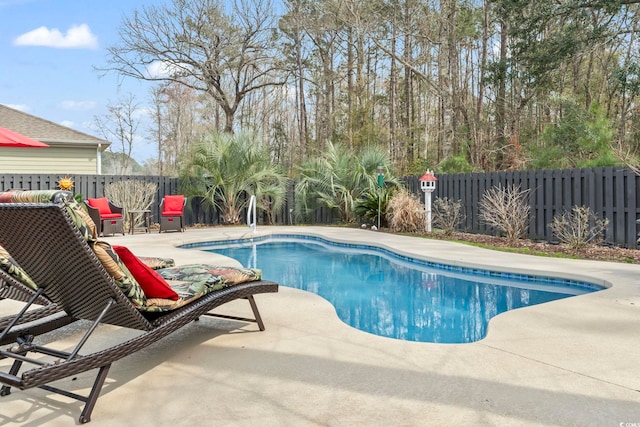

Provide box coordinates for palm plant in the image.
[295,142,398,223]
[179,131,287,224]
[354,187,394,227]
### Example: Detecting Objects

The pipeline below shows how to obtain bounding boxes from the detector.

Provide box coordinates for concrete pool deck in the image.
[1,226,639,426]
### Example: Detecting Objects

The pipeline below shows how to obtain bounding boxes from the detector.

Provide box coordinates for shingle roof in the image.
[0,104,109,149]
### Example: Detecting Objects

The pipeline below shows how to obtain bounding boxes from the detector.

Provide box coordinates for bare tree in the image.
[153,82,203,175]
[148,86,167,175]
[94,94,141,175]
[280,0,310,158]
[102,0,285,134]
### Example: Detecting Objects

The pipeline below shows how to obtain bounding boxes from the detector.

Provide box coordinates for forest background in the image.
[97,0,640,178]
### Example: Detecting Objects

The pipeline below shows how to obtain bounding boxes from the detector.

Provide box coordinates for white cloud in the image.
[13,24,98,49]
[60,100,96,110]
[82,120,97,130]
[3,103,29,112]
[146,60,184,78]
[59,120,75,128]
[133,106,152,120]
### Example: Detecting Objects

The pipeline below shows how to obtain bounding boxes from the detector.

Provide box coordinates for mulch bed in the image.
[424,231,640,264]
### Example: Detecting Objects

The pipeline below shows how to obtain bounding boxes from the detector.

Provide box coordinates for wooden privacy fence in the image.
[406,166,640,248]
[0,174,301,228]
[2,167,640,247]
[0,174,192,227]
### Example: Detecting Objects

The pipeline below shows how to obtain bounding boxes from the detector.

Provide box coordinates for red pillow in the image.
[163,195,184,213]
[112,245,179,300]
[88,197,112,215]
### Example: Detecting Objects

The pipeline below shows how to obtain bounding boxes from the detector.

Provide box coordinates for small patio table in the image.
[128,210,151,234]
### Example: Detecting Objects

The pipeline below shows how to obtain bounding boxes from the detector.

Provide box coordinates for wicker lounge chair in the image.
[0,200,278,423]
[0,192,173,334]
[0,192,77,333]
[0,267,74,337]
[1,244,54,308]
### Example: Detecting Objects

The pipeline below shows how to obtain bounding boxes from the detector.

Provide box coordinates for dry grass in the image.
[386,188,424,232]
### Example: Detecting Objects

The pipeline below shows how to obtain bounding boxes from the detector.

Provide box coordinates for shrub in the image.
[550,206,609,249]
[479,184,530,241]
[180,131,287,225]
[355,188,393,227]
[295,142,399,224]
[105,180,158,229]
[432,197,465,236]
[387,188,424,233]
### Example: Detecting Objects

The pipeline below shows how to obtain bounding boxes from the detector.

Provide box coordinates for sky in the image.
[0,0,165,162]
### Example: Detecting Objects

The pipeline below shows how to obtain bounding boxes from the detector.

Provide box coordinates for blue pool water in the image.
[187,235,602,344]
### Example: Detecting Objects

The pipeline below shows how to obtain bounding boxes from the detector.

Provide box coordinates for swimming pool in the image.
[185,235,603,344]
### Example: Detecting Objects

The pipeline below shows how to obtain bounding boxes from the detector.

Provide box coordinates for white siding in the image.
[0,147,97,174]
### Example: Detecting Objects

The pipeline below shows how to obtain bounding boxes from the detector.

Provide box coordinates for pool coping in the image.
[184,233,605,293]
[3,225,639,426]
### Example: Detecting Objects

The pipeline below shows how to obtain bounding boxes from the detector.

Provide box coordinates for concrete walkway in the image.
[1,226,639,426]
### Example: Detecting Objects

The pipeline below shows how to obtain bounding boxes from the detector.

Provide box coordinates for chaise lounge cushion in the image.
[0,244,38,291]
[91,241,147,308]
[140,265,263,311]
[113,246,179,301]
[138,257,175,270]
[158,265,262,293]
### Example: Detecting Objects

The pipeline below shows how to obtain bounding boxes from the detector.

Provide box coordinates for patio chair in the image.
[159,194,186,232]
[1,244,53,308]
[0,199,278,424]
[0,190,175,339]
[85,197,125,236]
[0,267,76,343]
[0,191,80,336]
[0,261,70,337]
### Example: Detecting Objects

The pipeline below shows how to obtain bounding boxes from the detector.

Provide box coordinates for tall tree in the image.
[102,0,285,133]
[279,0,311,160]
[93,93,141,175]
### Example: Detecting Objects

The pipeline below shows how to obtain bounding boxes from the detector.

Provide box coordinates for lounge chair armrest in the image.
[84,201,101,224]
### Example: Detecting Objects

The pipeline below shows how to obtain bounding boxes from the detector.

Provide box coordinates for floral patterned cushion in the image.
[0,244,38,291]
[158,265,261,292]
[0,189,70,204]
[141,265,262,312]
[138,257,175,270]
[92,241,147,307]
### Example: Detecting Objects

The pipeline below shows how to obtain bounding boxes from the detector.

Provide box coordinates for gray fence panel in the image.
[425,166,640,247]
[2,167,640,247]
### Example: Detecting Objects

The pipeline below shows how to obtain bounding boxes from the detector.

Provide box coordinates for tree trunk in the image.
[496,18,508,169]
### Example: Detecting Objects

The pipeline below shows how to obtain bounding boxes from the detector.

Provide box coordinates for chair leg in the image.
[246,295,265,331]
[201,295,266,330]
[0,359,23,396]
[79,365,111,424]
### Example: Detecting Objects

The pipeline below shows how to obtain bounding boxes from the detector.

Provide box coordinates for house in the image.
[0,104,110,174]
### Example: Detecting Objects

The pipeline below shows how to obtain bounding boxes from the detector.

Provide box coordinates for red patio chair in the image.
[159,195,186,232]
[85,197,125,236]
